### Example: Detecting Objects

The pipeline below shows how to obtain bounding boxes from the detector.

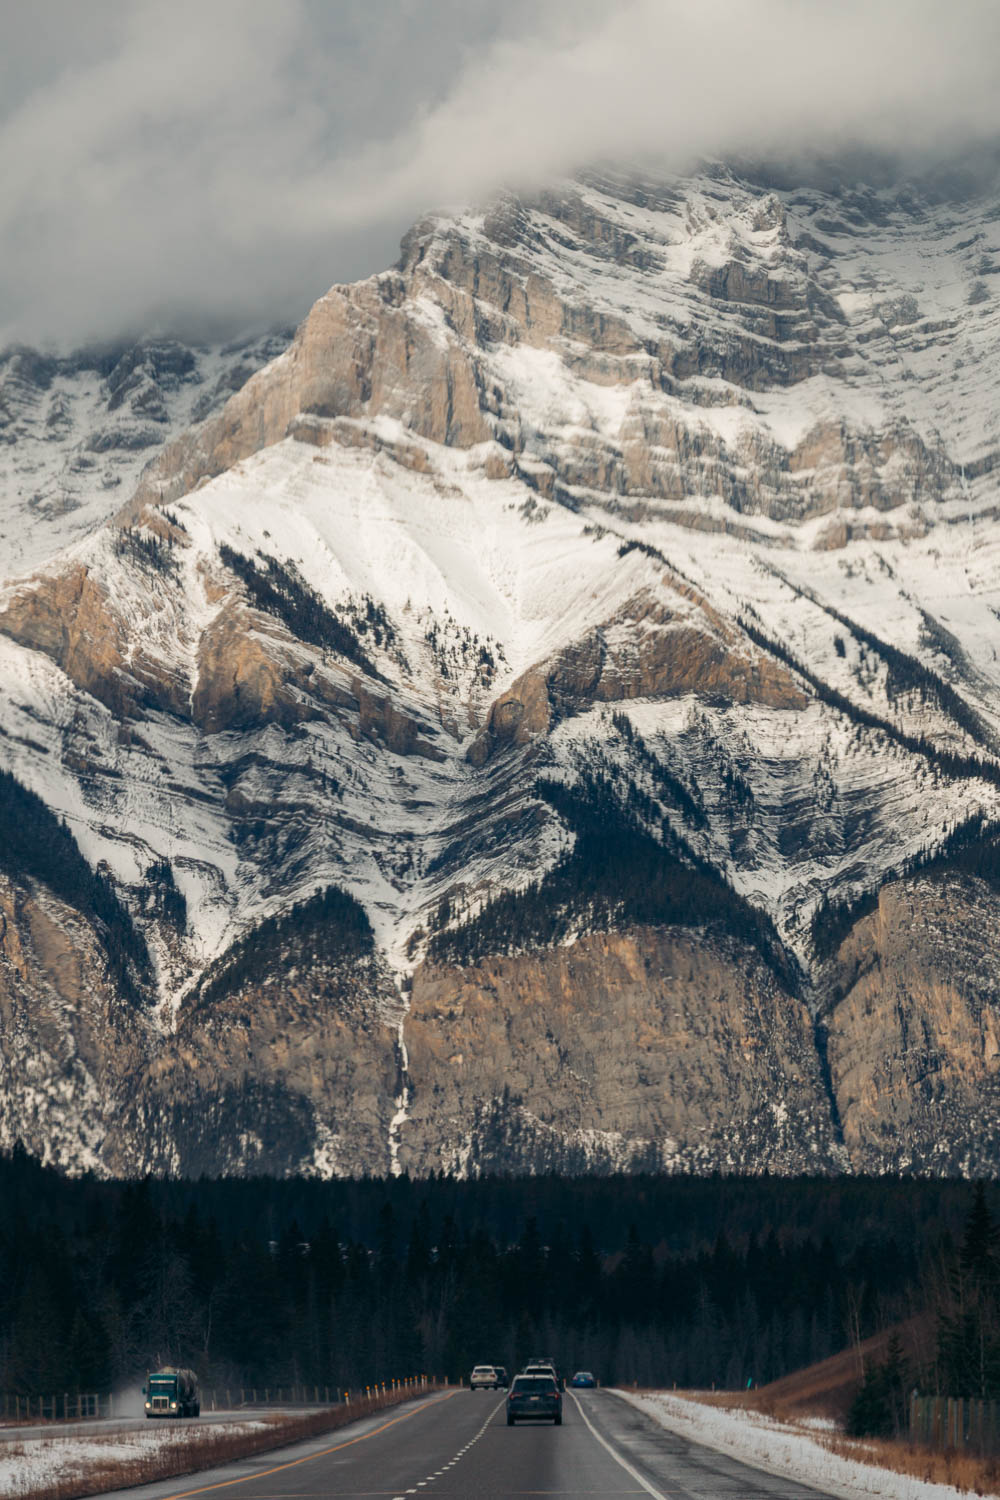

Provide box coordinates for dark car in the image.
[506,1373,562,1425]
[493,1365,509,1388]
[570,1370,597,1388]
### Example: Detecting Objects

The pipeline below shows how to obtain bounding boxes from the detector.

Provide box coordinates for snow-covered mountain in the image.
[0,331,292,575]
[5,161,1000,1178]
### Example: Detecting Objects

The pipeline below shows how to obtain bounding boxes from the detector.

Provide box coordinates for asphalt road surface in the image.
[94,1388,839,1500]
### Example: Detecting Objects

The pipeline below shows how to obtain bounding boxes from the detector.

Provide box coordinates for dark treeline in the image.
[811,809,1000,962]
[610,712,709,830]
[197,884,375,1007]
[113,525,181,579]
[738,612,1000,791]
[849,1184,1000,1436]
[1,1148,992,1401]
[0,769,151,1003]
[428,769,792,988]
[218,545,383,680]
[776,574,993,749]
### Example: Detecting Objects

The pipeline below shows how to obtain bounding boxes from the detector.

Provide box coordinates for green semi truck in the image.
[143,1367,200,1418]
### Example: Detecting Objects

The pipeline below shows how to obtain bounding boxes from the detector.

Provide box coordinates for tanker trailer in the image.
[144,1367,200,1418]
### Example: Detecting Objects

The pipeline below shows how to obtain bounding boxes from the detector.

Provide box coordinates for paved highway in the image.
[95,1387,838,1500]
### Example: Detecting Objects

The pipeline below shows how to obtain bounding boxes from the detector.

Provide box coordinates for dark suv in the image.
[506,1373,562,1425]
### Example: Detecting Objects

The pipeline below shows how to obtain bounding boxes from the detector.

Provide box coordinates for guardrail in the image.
[910,1394,1000,1453]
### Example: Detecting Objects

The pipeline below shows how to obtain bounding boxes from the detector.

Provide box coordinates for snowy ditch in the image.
[0,1417,271,1498]
[616,1390,987,1500]
[0,1386,440,1499]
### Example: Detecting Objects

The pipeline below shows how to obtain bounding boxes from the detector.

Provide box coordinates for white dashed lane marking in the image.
[403,1396,505,1492]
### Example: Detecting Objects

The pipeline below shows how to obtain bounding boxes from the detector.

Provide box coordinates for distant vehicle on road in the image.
[470,1364,501,1389]
[144,1367,200,1418]
[507,1373,562,1425]
[570,1370,597,1387]
[493,1365,509,1387]
[523,1360,563,1389]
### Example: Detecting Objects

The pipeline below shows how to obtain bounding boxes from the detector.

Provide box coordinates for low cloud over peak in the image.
[4,0,999,346]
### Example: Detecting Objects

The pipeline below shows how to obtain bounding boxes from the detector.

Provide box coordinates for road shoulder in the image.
[613,1389,967,1500]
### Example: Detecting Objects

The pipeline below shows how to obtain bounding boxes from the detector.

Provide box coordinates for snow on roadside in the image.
[615,1391,974,1500]
[0,1419,269,1497]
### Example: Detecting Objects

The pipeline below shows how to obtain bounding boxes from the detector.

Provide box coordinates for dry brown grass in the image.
[758,1316,935,1423]
[10,1383,444,1500]
[661,1317,936,1427]
[666,1379,1000,1497]
[825,1433,1000,1496]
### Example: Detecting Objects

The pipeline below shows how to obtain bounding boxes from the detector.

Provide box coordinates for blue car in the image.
[570,1370,596,1388]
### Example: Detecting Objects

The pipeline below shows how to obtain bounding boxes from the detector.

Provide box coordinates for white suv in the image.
[470,1364,499,1389]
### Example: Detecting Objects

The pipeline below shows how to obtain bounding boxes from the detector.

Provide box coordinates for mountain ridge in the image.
[4,161,1000,1174]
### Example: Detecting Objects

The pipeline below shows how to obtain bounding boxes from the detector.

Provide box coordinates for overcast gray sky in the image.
[3,0,1000,347]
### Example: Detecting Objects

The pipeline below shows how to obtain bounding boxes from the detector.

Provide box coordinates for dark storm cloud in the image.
[3,0,999,345]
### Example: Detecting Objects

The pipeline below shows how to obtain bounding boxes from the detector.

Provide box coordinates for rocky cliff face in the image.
[0,874,152,1172]
[4,161,1000,1176]
[102,953,402,1180]
[401,928,837,1176]
[824,875,1000,1174]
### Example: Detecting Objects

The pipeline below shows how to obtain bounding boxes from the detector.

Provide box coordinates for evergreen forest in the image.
[2,1148,998,1409]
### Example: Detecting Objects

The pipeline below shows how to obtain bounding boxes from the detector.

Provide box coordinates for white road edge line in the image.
[568,1391,668,1500]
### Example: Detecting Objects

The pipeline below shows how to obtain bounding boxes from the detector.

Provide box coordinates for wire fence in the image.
[1,1375,436,1425]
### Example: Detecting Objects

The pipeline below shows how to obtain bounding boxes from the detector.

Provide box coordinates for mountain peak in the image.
[4,164,1000,1177]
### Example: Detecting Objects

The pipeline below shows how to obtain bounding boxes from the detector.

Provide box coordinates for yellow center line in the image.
[154,1391,459,1500]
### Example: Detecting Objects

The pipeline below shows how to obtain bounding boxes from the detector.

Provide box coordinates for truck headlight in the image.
[170,1402,177,1409]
